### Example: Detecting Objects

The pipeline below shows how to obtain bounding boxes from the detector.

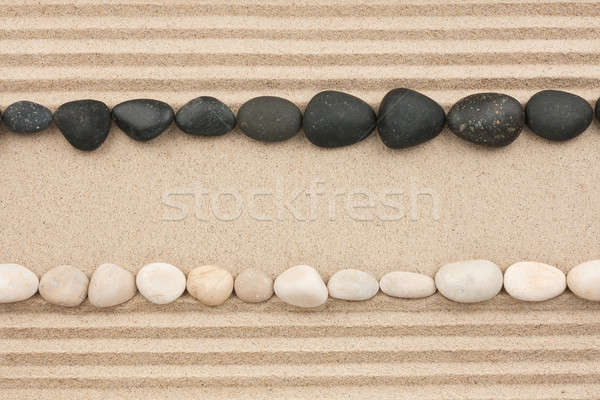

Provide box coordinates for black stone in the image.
[526,90,593,141]
[53,100,111,151]
[377,88,445,148]
[2,101,53,134]
[112,99,174,141]
[596,97,600,123]
[303,90,376,148]
[448,93,524,147]
[237,96,302,142]
[175,96,235,136]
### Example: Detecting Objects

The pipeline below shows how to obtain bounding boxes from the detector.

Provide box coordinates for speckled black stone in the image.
[2,101,53,134]
[303,90,376,148]
[54,100,111,151]
[377,88,445,149]
[237,96,302,142]
[526,90,593,141]
[448,93,524,147]
[112,99,174,141]
[175,96,236,136]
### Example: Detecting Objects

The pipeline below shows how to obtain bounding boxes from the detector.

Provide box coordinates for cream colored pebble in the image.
[187,265,234,306]
[380,271,436,299]
[88,263,137,307]
[327,269,379,301]
[435,260,503,303]
[504,261,566,302]
[136,262,186,304]
[274,265,328,308]
[234,268,273,303]
[567,260,600,301]
[39,265,89,307]
[0,264,39,303]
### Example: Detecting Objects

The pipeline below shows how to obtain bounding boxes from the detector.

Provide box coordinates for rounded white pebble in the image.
[186,265,234,306]
[327,269,379,301]
[274,265,328,308]
[39,265,89,307]
[380,271,436,299]
[136,263,186,304]
[568,260,600,301]
[435,260,503,303]
[88,263,137,307]
[504,261,566,302]
[0,264,39,303]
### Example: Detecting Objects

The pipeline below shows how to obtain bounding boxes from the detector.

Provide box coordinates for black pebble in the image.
[596,97,600,122]
[175,96,235,136]
[303,90,376,148]
[377,88,445,149]
[54,100,111,151]
[526,90,592,141]
[448,93,524,147]
[237,96,302,142]
[112,99,174,141]
[2,101,53,134]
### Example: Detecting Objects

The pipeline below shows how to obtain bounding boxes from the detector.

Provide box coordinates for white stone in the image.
[39,265,89,307]
[274,265,328,308]
[504,261,566,301]
[187,265,234,306]
[380,271,436,299]
[327,269,379,301]
[0,264,39,303]
[568,260,600,301]
[435,260,503,303]
[88,263,137,307]
[136,262,186,304]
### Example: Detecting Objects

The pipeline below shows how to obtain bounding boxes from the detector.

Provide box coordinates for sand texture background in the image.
[1,0,600,398]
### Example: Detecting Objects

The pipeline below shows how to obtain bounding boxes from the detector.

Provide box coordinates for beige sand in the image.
[1,0,600,398]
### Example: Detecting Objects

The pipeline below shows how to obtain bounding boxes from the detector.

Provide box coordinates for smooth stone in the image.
[303,90,376,148]
[435,260,503,303]
[237,96,302,142]
[112,99,174,141]
[0,264,38,303]
[377,88,445,148]
[448,93,524,147]
[379,271,436,299]
[234,268,273,303]
[504,261,566,302]
[596,97,600,122]
[54,100,111,151]
[39,265,89,307]
[186,265,234,306]
[136,262,186,304]
[2,101,53,133]
[175,96,236,136]
[526,90,593,141]
[274,265,328,308]
[88,263,137,308]
[327,269,379,301]
[568,260,600,301]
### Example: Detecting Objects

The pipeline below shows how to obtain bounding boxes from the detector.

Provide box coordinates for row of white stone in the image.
[0,260,599,308]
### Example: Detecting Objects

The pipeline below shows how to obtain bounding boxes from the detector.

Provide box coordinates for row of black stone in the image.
[1,89,599,151]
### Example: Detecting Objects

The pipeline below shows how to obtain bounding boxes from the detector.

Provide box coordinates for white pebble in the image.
[136,262,186,304]
[274,265,328,308]
[187,265,234,306]
[568,260,600,301]
[380,271,436,299]
[504,261,566,301]
[88,263,137,307]
[39,265,89,307]
[0,264,39,303]
[327,269,379,301]
[435,260,503,303]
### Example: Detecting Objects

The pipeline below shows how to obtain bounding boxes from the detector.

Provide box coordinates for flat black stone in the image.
[377,88,445,149]
[54,100,111,151]
[112,99,174,141]
[526,90,593,141]
[448,93,524,147]
[175,96,235,136]
[2,101,53,134]
[303,90,376,148]
[237,96,302,142]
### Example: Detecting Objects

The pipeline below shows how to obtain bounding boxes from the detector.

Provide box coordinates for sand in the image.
[1,0,600,398]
